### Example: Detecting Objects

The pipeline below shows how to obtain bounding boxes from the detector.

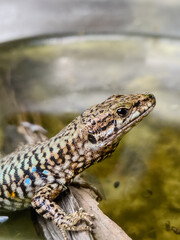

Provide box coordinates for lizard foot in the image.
[55,208,94,239]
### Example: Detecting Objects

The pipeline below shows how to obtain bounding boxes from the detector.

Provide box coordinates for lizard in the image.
[0,93,156,239]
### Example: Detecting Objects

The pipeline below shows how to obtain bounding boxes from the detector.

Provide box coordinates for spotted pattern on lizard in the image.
[0,93,156,239]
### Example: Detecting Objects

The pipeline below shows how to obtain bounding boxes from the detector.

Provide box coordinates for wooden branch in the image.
[37,186,132,240]
[71,187,132,240]
[37,187,94,240]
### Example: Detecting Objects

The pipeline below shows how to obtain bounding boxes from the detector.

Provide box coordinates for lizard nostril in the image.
[147,94,154,99]
[134,100,140,107]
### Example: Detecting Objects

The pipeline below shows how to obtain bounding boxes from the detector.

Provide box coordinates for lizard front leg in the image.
[31,183,94,240]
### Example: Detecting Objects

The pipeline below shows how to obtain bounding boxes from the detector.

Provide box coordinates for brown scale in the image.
[0,93,156,240]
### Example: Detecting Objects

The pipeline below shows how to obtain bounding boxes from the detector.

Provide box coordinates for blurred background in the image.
[0,1,180,240]
[1,0,180,42]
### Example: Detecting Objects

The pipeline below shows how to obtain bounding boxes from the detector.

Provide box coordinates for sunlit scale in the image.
[131,111,140,120]
[31,156,37,165]
[0,93,155,239]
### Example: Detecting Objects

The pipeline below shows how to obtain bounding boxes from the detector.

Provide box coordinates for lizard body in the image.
[0,93,156,238]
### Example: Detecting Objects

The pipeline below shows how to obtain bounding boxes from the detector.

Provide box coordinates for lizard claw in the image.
[78,207,95,224]
[55,208,95,231]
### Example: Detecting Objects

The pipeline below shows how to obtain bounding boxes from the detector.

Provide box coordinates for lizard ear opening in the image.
[88,134,97,144]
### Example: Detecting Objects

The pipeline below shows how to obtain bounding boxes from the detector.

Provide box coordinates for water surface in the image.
[0,35,180,240]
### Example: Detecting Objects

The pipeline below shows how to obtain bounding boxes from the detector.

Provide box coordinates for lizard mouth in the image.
[120,101,156,133]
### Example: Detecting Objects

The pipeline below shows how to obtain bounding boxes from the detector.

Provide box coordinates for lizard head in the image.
[80,93,156,162]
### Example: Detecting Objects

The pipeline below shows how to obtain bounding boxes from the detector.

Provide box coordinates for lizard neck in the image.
[47,116,118,182]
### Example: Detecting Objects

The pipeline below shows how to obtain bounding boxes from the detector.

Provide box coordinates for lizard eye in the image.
[116,108,129,117]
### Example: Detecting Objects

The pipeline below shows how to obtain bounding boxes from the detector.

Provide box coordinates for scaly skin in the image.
[0,93,156,239]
